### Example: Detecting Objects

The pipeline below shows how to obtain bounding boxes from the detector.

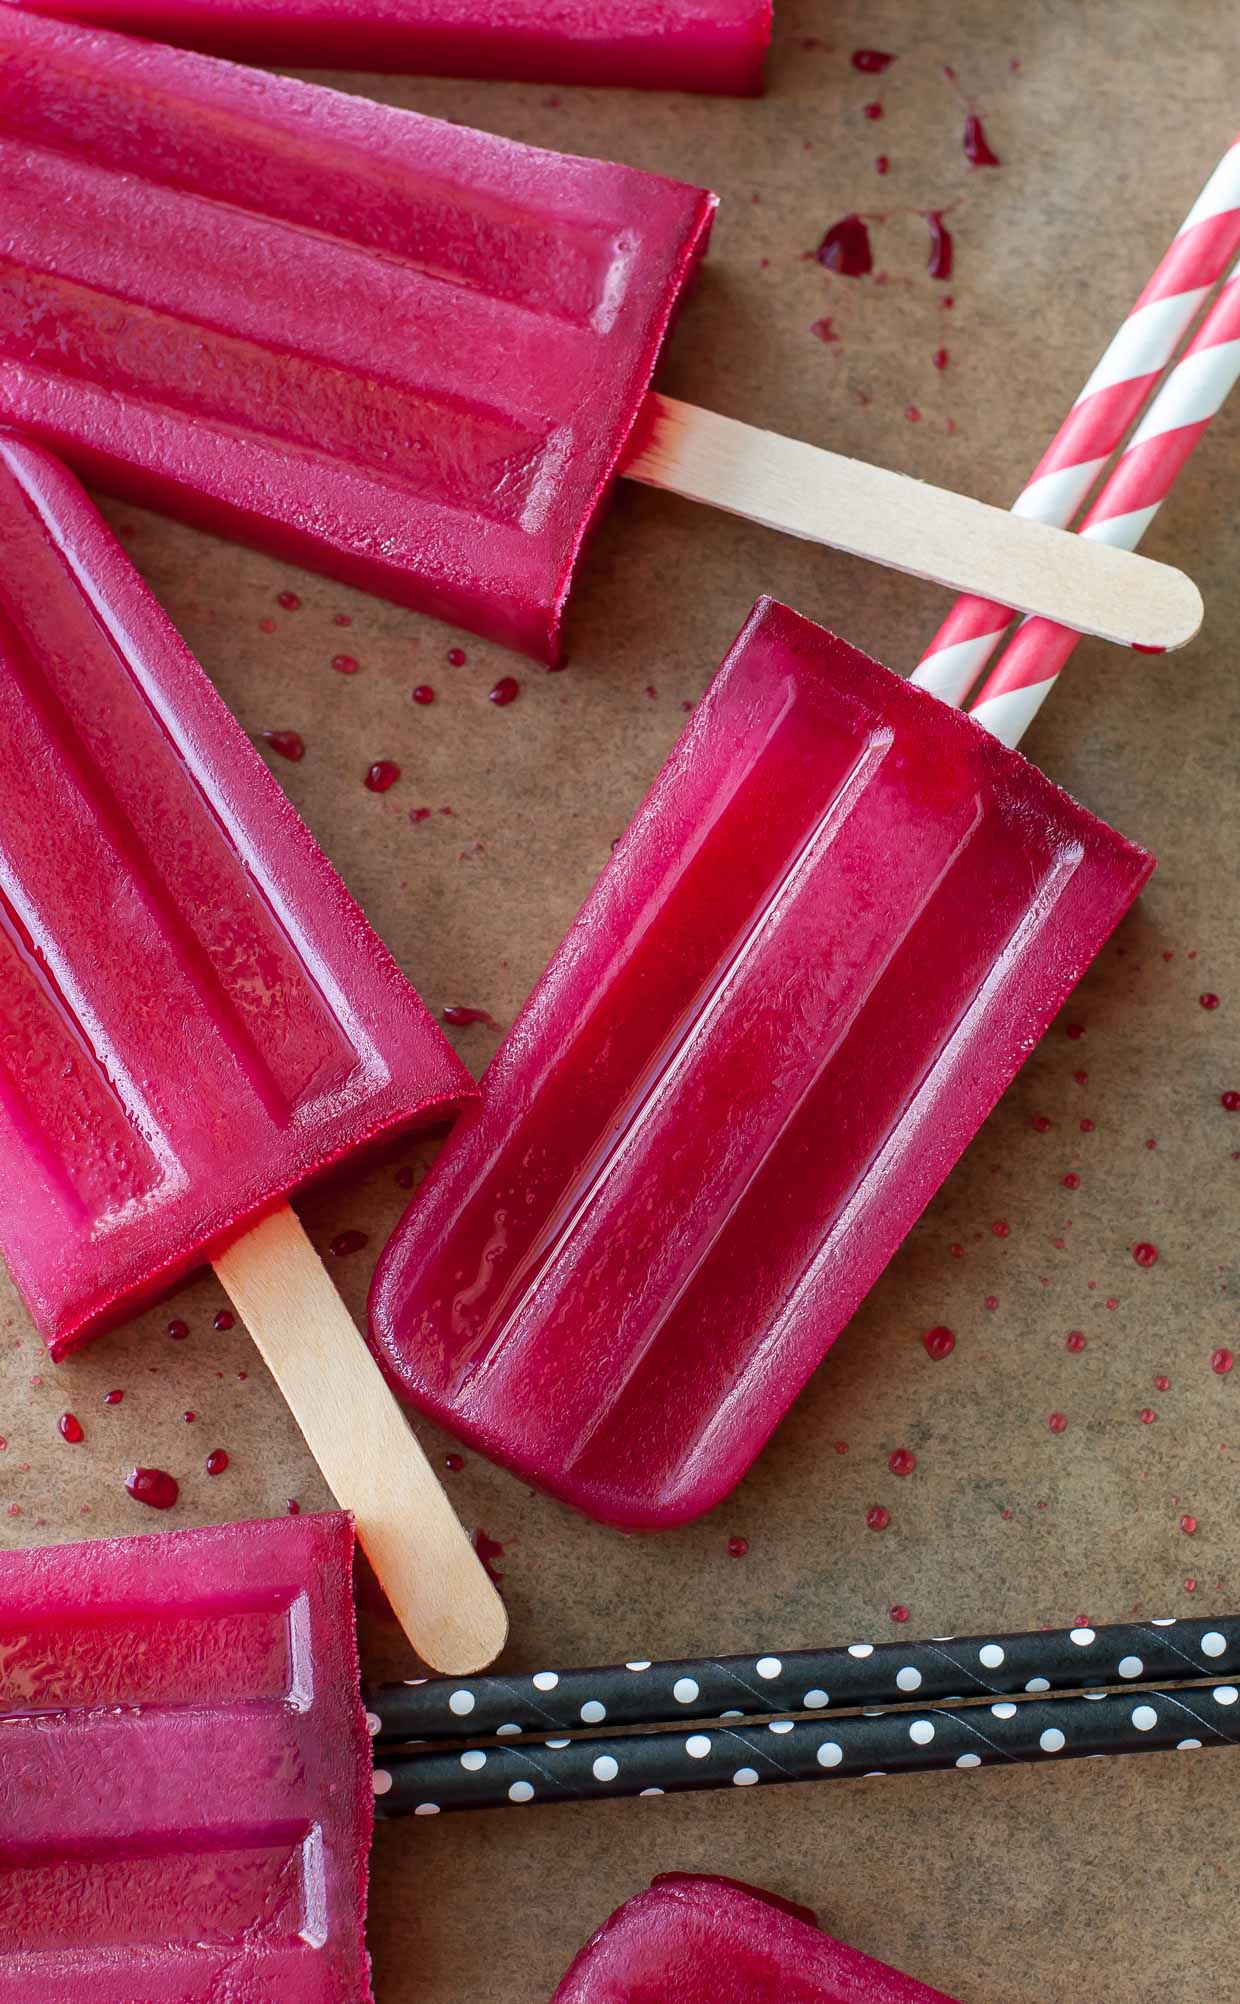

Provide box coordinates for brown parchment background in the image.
[2,1,1239,1997]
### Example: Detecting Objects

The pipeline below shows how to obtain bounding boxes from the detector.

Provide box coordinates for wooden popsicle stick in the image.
[214,1204,508,1676]
[622,394,1203,652]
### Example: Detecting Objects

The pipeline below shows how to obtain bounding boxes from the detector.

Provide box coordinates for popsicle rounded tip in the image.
[1144,564,1203,651]
[416,1591,510,1677]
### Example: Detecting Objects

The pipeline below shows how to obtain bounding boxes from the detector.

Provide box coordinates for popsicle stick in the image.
[214,1205,508,1676]
[622,394,1203,652]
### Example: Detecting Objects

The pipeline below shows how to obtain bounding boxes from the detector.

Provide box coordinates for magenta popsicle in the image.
[552,1875,963,2002]
[0,1512,373,2003]
[0,10,715,663]
[8,0,774,90]
[369,599,1154,1528]
[0,436,471,1361]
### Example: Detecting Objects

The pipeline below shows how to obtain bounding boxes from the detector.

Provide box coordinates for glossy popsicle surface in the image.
[0,437,472,1359]
[370,598,1154,1528]
[0,1511,373,2004]
[9,0,773,90]
[552,1875,962,2002]
[0,10,716,662]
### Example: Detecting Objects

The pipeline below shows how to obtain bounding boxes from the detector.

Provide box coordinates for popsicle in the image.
[0,433,506,1672]
[368,598,1153,1529]
[551,1875,962,2003]
[8,0,775,92]
[0,12,1198,664]
[0,1510,373,2004]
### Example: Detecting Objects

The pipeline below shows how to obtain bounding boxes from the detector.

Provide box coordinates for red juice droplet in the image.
[444,1453,464,1473]
[1066,1331,1086,1353]
[811,316,840,344]
[167,1319,189,1341]
[287,1498,301,1515]
[863,101,883,120]
[727,1535,749,1558]
[447,647,467,667]
[472,1528,505,1586]
[1048,1412,1068,1434]
[1062,1173,1080,1190]
[333,612,352,627]
[924,1325,955,1361]
[58,1412,84,1444]
[489,677,520,707]
[963,113,1001,166]
[258,616,277,634]
[206,1448,229,1476]
[125,1467,179,1510]
[1200,993,1221,1010]
[214,1309,235,1331]
[277,591,301,611]
[905,405,921,422]
[330,1229,370,1258]
[888,1448,916,1477]
[1211,1348,1234,1375]
[925,211,953,280]
[1221,1091,1240,1111]
[1154,1374,1171,1392]
[331,653,360,675]
[1180,1514,1198,1535]
[1132,1243,1159,1268]
[889,1604,910,1624]
[443,1005,496,1028]
[817,214,873,277]
[365,760,400,793]
[262,730,304,762]
[852,49,896,72]
[992,1220,1010,1238]
[875,154,890,175]
[104,1388,124,1405]
[866,1504,891,1531]
[1141,1408,1157,1425]
[933,346,949,370]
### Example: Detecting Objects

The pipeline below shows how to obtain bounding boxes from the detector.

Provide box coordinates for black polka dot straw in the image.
[372,1680,1240,1816]
[365,1616,1240,1744]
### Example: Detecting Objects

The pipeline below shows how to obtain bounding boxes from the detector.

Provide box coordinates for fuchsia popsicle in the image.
[0,14,1197,666]
[0,1512,373,2003]
[0,434,470,1361]
[9,0,774,91]
[0,435,506,1676]
[369,599,1153,1528]
[551,1875,962,2003]
[0,9,715,664]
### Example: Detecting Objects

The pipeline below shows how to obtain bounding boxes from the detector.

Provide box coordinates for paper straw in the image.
[970,256,1240,746]
[372,1680,1240,1815]
[911,136,1240,709]
[366,1614,1240,1745]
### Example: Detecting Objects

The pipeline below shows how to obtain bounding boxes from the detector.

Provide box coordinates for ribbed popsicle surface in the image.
[0,439,471,1357]
[0,1513,372,2004]
[0,11,716,659]
[370,599,1154,1528]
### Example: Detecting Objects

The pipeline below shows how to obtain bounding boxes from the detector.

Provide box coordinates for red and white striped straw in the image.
[968,256,1240,747]
[912,135,1240,708]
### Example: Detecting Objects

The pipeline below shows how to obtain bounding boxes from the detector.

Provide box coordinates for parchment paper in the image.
[1,1,1237,1998]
